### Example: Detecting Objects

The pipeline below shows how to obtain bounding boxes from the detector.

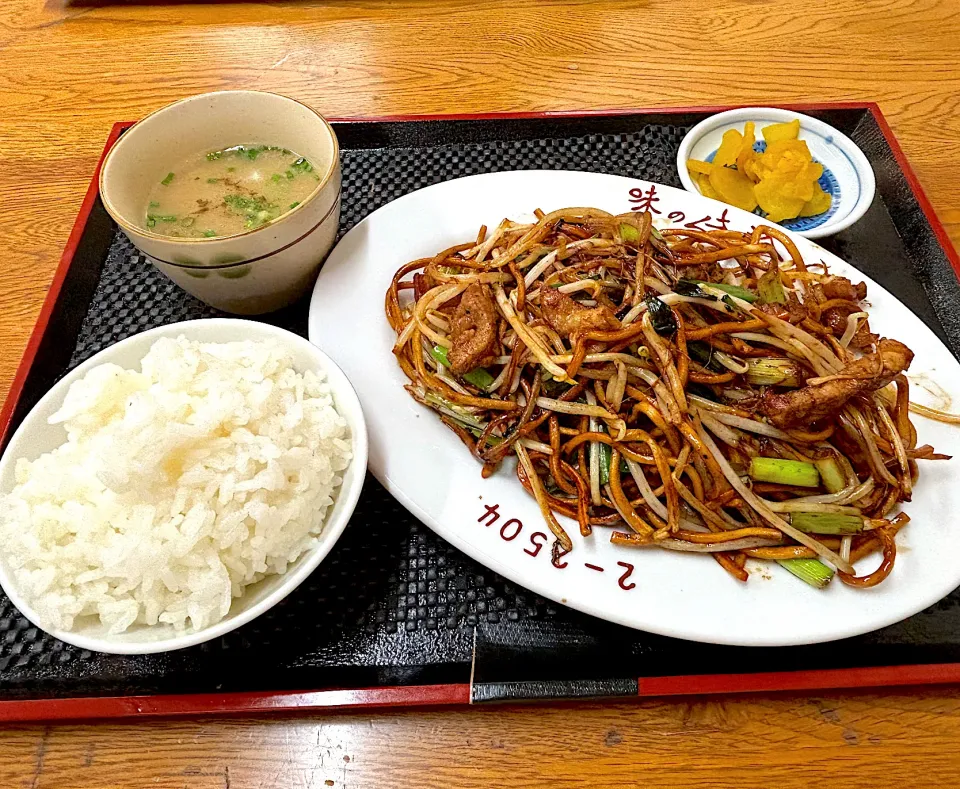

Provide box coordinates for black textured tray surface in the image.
[3,109,960,704]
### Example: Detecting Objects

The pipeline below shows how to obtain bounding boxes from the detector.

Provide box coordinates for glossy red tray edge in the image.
[1,102,959,723]
[0,684,472,723]
[4,662,960,723]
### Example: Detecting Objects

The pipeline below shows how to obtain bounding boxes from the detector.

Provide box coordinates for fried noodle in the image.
[385,209,951,588]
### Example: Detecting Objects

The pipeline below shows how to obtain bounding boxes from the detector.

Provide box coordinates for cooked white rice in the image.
[0,336,352,635]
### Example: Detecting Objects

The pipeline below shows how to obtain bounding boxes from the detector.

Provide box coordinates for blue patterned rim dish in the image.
[676,107,876,240]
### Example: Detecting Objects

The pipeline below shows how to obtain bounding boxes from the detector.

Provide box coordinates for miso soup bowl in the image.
[100,91,341,315]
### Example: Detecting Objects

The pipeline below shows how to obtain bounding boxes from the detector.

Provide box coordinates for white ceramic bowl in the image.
[676,107,876,239]
[0,319,367,654]
[100,91,342,315]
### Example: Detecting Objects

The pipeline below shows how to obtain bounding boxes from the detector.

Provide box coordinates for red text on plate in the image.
[628,185,662,214]
[476,503,634,590]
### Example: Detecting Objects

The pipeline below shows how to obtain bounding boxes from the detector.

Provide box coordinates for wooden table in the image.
[2,0,960,785]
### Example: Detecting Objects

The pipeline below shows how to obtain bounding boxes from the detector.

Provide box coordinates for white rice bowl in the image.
[0,335,353,638]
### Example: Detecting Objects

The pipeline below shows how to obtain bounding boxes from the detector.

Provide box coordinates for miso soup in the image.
[143,144,321,239]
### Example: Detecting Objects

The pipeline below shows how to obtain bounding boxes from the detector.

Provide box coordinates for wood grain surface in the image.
[2,0,960,785]
[6,691,960,787]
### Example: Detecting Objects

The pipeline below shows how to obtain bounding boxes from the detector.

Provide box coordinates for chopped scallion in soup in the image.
[143,145,321,238]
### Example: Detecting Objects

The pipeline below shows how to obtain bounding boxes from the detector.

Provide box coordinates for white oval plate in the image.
[309,170,960,646]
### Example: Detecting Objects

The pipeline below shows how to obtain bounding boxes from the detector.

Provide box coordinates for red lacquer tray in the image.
[2,104,960,723]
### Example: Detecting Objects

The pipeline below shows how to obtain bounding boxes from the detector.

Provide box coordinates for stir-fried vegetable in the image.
[744,358,803,387]
[386,206,946,589]
[676,279,757,303]
[687,341,722,372]
[790,512,863,535]
[814,457,847,494]
[429,345,496,389]
[645,296,677,336]
[757,267,787,304]
[778,558,834,589]
[749,457,820,488]
[619,223,641,245]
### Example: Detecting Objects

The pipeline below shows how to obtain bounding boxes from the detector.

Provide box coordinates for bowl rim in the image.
[675,106,876,239]
[0,318,368,655]
[99,90,341,247]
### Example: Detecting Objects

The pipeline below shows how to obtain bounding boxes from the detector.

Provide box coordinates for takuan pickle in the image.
[687,119,832,223]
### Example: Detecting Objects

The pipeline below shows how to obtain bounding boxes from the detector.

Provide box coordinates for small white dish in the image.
[0,319,368,655]
[676,107,876,239]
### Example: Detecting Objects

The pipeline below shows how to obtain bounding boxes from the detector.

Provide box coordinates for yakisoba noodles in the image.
[385,207,952,588]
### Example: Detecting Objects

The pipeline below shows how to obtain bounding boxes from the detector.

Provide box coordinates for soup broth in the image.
[143,145,321,239]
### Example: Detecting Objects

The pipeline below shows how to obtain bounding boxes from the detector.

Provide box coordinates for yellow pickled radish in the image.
[697,172,721,201]
[755,177,805,222]
[736,121,757,174]
[799,184,832,217]
[714,129,743,167]
[742,155,762,183]
[803,161,824,182]
[684,117,832,222]
[762,118,801,144]
[760,139,812,170]
[686,159,714,177]
[710,165,758,212]
[768,168,816,202]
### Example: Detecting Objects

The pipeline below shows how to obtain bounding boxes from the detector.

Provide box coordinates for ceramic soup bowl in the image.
[100,90,341,315]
